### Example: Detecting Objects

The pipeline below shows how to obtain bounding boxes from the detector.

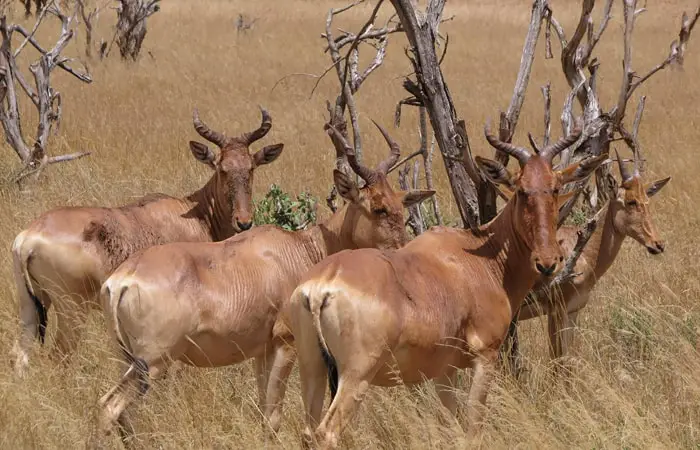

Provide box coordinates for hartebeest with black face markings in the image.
[11,108,283,375]
[96,122,434,446]
[512,147,670,362]
[287,124,607,449]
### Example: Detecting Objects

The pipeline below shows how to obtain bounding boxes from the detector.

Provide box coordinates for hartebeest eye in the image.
[372,207,388,216]
[626,200,638,207]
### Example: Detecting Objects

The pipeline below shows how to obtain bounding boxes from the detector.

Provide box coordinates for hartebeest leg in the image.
[98,360,165,447]
[51,297,87,363]
[263,342,296,434]
[547,294,584,364]
[434,370,459,419]
[298,343,328,448]
[314,353,386,450]
[465,351,496,438]
[11,261,48,377]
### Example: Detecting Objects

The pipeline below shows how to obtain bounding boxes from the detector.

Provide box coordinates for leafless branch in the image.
[0,6,92,183]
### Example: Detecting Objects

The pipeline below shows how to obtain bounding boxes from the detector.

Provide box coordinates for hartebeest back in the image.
[96,122,435,445]
[288,124,607,448]
[11,108,283,375]
[513,147,670,361]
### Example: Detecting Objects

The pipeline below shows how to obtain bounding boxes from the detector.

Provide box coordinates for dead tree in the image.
[318,0,405,211]
[235,13,258,35]
[0,3,92,183]
[21,0,47,18]
[75,0,110,58]
[501,0,700,375]
[104,0,159,61]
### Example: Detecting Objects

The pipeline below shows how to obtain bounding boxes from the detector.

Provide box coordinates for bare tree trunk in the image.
[389,0,481,230]
[114,0,159,61]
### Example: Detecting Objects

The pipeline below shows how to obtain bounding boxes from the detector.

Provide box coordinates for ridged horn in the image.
[484,122,531,165]
[193,108,226,147]
[240,106,272,146]
[372,120,401,175]
[324,123,376,184]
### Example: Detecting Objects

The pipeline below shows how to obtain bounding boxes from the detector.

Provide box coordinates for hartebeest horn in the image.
[614,148,633,182]
[484,122,531,166]
[527,132,541,154]
[373,120,401,175]
[325,123,376,184]
[541,125,582,162]
[240,106,272,146]
[193,108,226,147]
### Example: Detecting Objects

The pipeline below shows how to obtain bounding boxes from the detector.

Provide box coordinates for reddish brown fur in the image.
[10,110,283,375]
[95,125,435,445]
[287,130,604,448]
[516,161,670,362]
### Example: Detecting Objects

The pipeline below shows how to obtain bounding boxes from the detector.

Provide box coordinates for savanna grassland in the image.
[1,0,699,448]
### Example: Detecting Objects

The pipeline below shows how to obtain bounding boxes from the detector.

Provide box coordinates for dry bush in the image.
[0,0,699,448]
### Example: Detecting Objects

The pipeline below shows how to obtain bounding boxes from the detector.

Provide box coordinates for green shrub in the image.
[253,184,317,231]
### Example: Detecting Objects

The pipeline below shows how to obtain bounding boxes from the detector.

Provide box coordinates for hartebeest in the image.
[514,148,670,361]
[288,124,607,448]
[11,108,283,375]
[96,122,434,444]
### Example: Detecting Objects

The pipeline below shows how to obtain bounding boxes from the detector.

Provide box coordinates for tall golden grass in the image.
[1,0,699,448]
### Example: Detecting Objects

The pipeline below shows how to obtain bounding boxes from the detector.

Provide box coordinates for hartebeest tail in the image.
[95,120,435,445]
[11,107,284,376]
[11,232,47,346]
[289,123,608,448]
[302,287,339,399]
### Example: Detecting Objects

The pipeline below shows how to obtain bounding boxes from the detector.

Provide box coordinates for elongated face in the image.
[188,108,283,232]
[333,170,435,250]
[613,175,670,254]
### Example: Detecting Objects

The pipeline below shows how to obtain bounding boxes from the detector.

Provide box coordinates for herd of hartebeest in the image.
[7,97,670,447]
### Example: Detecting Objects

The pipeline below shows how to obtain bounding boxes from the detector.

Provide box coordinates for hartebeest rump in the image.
[515,148,670,360]
[288,124,606,448]
[11,108,283,375]
[96,122,434,444]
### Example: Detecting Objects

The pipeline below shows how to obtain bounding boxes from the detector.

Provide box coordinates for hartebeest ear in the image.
[333,169,360,203]
[190,141,216,168]
[401,190,436,208]
[475,156,516,191]
[558,154,608,185]
[645,176,671,197]
[253,143,284,166]
[557,189,578,208]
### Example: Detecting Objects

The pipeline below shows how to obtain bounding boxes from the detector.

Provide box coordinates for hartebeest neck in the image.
[582,201,625,280]
[300,203,360,264]
[185,173,236,241]
[479,201,542,316]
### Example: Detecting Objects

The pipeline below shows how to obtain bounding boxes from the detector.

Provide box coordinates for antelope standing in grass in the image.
[288,124,607,449]
[11,108,283,375]
[96,122,434,445]
[510,147,670,362]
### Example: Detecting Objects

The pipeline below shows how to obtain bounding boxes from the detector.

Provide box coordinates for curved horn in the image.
[541,125,582,162]
[325,123,376,184]
[484,122,531,165]
[240,106,272,146]
[372,120,401,175]
[193,108,226,147]
[614,148,633,182]
[527,132,541,154]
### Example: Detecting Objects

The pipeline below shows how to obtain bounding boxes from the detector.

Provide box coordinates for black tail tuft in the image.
[119,342,151,395]
[28,284,47,344]
[319,341,339,402]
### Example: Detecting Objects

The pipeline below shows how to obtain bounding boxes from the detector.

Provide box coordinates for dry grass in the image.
[1,0,699,448]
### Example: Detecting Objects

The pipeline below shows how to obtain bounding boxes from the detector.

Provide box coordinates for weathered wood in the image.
[390,0,480,229]
[111,0,160,61]
[0,6,92,182]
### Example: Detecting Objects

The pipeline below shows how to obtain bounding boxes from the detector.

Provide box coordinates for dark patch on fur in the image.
[82,216,166,272]
[319,343,339,402]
